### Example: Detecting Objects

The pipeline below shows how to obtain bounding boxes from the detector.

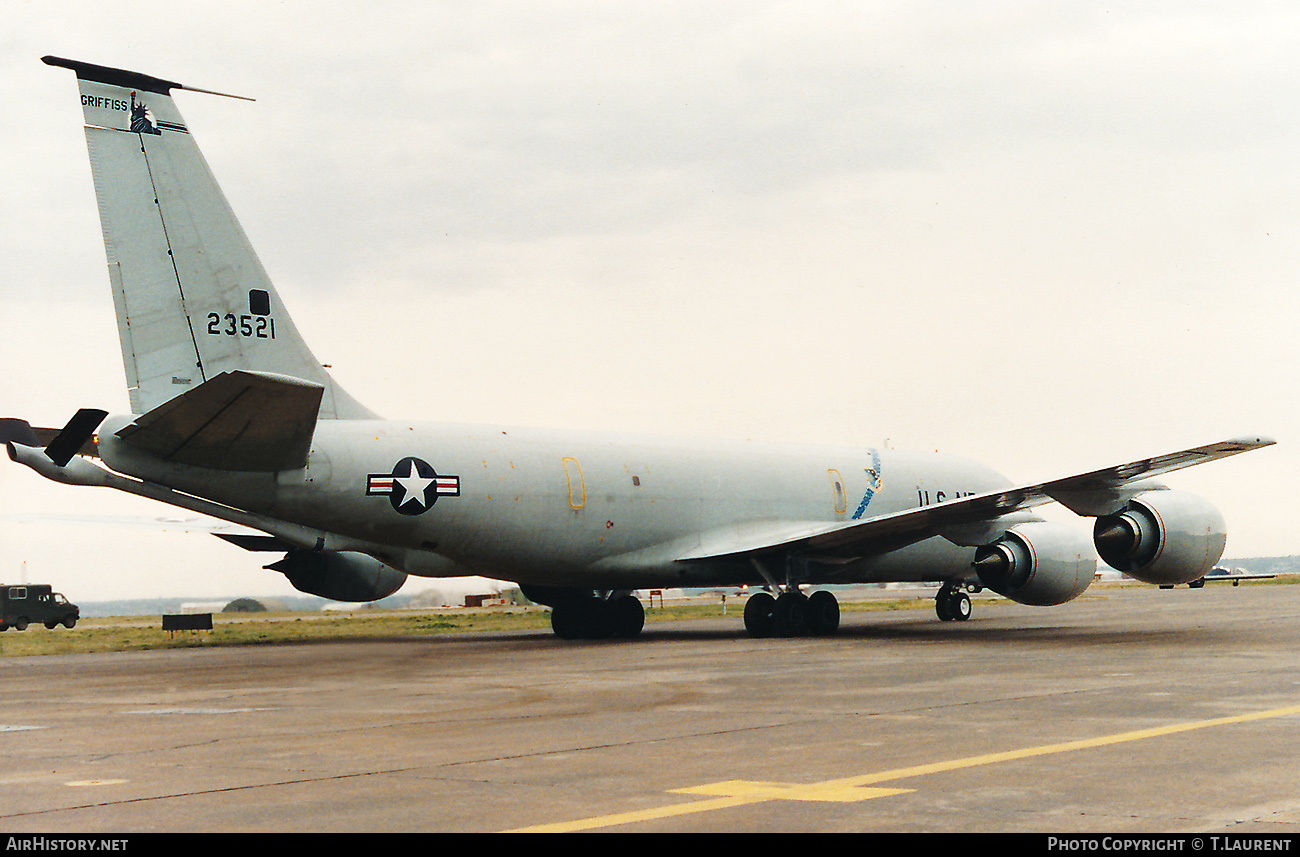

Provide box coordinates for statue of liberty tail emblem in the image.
[130,92,160,134]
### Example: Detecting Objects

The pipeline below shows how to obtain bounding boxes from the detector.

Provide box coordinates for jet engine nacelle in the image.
[267,550,407,602]
[973,521,1096,606]
[1092,490,1226,586]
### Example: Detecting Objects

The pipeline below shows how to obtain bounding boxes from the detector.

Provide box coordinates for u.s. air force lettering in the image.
[367,457,460,515]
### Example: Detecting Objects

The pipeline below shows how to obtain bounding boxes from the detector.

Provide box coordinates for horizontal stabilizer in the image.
[1,420,102,459]
[0,418,40,448]
[115,370,324,471]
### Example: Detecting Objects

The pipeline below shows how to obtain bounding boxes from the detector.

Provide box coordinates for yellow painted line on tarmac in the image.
[505,702,1300,833]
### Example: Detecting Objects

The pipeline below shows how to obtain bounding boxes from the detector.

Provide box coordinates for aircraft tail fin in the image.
[43,56,374,420]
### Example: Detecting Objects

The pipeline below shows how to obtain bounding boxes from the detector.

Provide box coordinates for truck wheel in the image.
[63,617,76,629]
[14,617,28,631]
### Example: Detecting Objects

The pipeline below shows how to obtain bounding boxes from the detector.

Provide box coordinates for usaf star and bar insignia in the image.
[367,457,460,515]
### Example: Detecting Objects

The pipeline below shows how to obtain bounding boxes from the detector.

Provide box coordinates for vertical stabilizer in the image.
[43,56,374,419]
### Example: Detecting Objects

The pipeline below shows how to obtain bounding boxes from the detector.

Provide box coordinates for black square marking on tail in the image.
[249,289,271,316]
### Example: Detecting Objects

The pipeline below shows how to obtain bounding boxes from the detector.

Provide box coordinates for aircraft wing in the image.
[115,370,324,471]
[678,435,1275,563]
[1200,570,1278,583]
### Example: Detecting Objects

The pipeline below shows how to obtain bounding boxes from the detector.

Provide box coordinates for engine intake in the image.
[1093,490,1225,585]
[973,521,1095,606]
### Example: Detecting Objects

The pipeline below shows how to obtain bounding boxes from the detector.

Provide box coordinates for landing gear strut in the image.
[935,584,972,622]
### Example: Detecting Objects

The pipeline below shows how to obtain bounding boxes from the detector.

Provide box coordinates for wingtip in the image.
[1225,434,1277,449]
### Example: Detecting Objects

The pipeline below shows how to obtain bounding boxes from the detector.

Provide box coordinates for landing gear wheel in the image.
[743,592,777,638]
[949,590,971,621]
[936,588,971,622]
[550,601,588,640]
[608,594,645,639]
[806,590,840,636]
[773,592,808,637]
[550,595,645,640]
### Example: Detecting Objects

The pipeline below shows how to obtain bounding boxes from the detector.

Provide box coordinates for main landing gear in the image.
[743,589,840,638]
[935,583,972,622]
[549,593,645,640]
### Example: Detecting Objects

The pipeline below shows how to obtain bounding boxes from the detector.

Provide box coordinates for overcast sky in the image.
[1,2,1295,602]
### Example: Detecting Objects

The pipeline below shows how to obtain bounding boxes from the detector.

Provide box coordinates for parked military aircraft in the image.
[1,57,1275,640]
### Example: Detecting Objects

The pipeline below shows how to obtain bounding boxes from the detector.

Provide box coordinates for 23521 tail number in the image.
[206,312,276,339]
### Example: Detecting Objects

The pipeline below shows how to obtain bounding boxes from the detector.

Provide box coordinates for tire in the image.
[609,595,644,639]
[806,590,840,636]
[773,592,808,637]
[63,616,77,629]
[14,617,28,631]
[949,591,971,621]
[550,602,586,640]
[553,598,641,640]
[743,592,777,638]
